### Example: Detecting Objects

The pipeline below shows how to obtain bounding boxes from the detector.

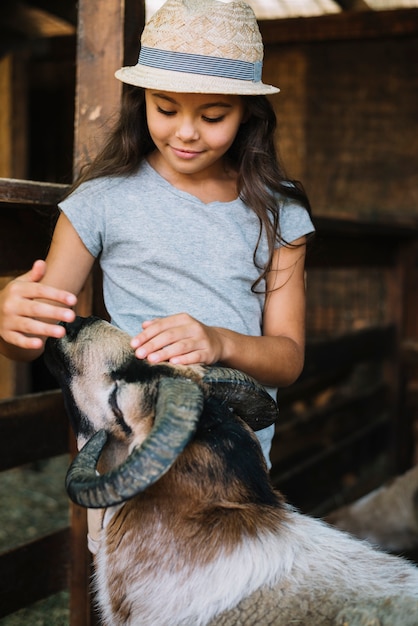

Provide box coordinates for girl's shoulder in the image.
[60,165,151,206]
[66,165,151,201]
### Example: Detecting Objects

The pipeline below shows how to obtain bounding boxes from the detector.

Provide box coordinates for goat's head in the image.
[44,316,278,509]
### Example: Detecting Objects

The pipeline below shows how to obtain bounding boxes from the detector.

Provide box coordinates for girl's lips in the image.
[170,146,202,159]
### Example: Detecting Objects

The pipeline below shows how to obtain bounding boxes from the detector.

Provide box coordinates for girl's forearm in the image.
[215,328,305,388]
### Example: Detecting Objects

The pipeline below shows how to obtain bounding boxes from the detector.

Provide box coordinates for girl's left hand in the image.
[130,313,224,365]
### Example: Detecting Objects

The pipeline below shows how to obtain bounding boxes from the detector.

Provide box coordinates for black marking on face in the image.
[109,383,133,437]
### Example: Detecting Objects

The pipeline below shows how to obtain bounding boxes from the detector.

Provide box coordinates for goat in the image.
[327,463,418,554]
[44,316,418,626]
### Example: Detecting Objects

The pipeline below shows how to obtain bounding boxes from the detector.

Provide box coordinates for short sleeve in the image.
[58,178,108,258]
[279,199,315,246]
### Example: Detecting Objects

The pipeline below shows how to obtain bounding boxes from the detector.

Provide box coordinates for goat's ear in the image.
[201,367,278,431]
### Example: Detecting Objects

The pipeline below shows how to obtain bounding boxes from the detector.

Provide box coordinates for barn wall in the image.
[263,33,418,218]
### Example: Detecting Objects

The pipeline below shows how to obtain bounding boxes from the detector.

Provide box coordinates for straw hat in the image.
[115,0,279,95]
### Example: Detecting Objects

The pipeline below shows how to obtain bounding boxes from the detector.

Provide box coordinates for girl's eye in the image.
[157,106,176,116]
[202,115,225,123]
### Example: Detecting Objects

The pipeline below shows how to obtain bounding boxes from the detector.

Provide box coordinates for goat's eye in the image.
[109,384,123,420]
[109,382,133,436]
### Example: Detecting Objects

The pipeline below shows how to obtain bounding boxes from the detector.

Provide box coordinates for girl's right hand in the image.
[0,259,77,351]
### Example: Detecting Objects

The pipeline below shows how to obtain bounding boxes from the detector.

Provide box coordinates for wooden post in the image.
[69,1,145,623]
[0,53,30,399]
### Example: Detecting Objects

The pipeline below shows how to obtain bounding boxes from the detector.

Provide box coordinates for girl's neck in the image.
[147,151,239,204]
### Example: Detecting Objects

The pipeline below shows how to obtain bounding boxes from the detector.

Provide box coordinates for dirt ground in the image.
[0,455,71,625]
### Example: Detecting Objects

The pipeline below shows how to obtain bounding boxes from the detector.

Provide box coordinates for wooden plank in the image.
[0,177,69,205]
[0,355,30,399]
[0,529,70,618]
[259,8,418,44]
[0,54,27,180]
[0,390,69,471]
[69,502,94,626]
[308,217,418,268]
[0,278,31,398]
[73,0,125,176]
[124,0,145,66]
[263,35,418,216]
[277,327,397,406]
[273,415,391,512]
[274,381,389,467]
[313,214,418,238]
[307,217,418,268]
[403,341,418,367]
[301,325,396,381]
[71,0,134,621]
[0,56,13,178]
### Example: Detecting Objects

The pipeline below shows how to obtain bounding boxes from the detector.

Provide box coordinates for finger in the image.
[146,337,203,364]
[29,259,47,283]
[12,260,46,285]
[3,331,45,350]
[10,280,77,308]
[132,325,173,352]
[141,318,160,329]
[131,319,165,349]
[169,351,205,366]
[7,314,71,340]
[134,326,187,359]
[27,300,77,323]
[1,321,67,349]
[141,314,191,333]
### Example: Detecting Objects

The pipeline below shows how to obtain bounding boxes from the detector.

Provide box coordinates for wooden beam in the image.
[71,3,144,622]
[0,54,27,179]
[0,529,70,618]
[0,178,69,205]
[0,390,68,471]
[73,0,125,176]
[308,215,418,269]
[259,8,418,44]
[0,57,12,178]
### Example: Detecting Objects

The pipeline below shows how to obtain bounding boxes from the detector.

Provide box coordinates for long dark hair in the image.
[70,86,311,292]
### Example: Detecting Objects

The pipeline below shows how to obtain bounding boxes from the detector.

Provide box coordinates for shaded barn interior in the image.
[0,0,418,623]
[259,12,418,512]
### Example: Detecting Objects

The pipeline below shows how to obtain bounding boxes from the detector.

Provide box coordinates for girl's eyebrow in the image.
[151,93,232,109]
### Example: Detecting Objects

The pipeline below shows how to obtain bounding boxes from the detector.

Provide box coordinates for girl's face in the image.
[144,90,246,180]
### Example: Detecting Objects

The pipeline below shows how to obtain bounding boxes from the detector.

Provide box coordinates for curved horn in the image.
[201,366,278,431]
[65,377,204,508]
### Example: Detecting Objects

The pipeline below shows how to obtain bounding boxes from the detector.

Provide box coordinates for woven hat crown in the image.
[143,0,263,64]
[115,0,280,95]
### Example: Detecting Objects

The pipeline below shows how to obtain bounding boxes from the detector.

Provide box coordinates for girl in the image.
[0,0,314,468]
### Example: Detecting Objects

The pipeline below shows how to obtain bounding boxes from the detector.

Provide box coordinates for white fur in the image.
[93,504,418,626]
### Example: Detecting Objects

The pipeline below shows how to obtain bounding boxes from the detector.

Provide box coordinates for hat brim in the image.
[115,65,279,96]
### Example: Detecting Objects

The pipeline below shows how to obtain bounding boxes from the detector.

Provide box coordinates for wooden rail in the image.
[259,8,418,43]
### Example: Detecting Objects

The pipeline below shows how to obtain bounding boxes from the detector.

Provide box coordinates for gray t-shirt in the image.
[60,160,314,463]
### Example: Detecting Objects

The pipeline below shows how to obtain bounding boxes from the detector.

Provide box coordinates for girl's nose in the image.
[175,117,199,142]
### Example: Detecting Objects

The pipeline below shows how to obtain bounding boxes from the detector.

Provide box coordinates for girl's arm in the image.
[0,214,95,361]
[215,237,307,386]
[131,237,308,388]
